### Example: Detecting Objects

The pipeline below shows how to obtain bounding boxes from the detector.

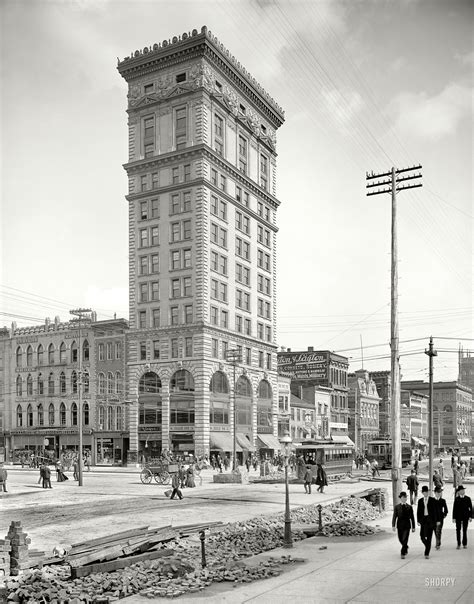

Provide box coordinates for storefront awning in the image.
[236,433,256,452]
[257,434,282,451]
[210,432,242,452]
[331,435,355,446]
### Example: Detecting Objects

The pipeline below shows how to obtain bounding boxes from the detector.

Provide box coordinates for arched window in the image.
[16,347,23,367]
[107,406,114,431]
[71,402,78,426]
[116,406,123,431]
[48,372,55,395]
[16,375,23,397]
[71,371,78,394]
[83,340,90,361]
[60,371,66,394]
[170,369,194,392]
[16,405,23,427]
[115,372,122,395]
[27,374,33,396]
[210,371,229,394]
[48,403,55,426]
[83,371,89,394]
[107,372,114,395]
[236,376,252,397]
[48,343,54,364]
[59,342,66,363]
[26,346,33,367]
[37,404,44,426]
[139,372,162,393]
[98,373,106,395]
[59,402,66,426]
[83,402,89,426]
[27,404,33,427]
[37,373,44,395]
[71,341,78,363]
[258,380,272,399]
[37,344,44,366]
[98,406,105,429]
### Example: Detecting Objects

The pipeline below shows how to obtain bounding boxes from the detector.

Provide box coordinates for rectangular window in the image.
[219,282,228,303]
[98,344,104,361]
[219,254,227,276]
[183,248,191,268]
[238,135,247,174]
[221,310,228,328]
[222,340,228,359]
[139,256,148,275]
[171,278,180,298]
[140,342,147,361]
[211,168,218,186]
[257,249,271,271]
[212,338,219,358]
[138,311,146,329]
[266,353,272,370]
[215,114,223,137]
[244,318,251,336]
[219,227,227,248]
[144,83,154,94]
[153,340,160,360]
[150,198,159,218]
[259,351,264,368]
[144,144,154,158]
[172,167,179,184]
[210,195,218,216]
[183,276,192,297]
[220,174,226,191]
[140,175,148,192]
[245,347,251,365]
[184,304,193,324]
[170,306,179,325]
[236,237,250,261]
[152,308,160,327]
[183,220,191,240]
[140,282,148,303]
[219,200,227,221]
[139,229,148,248]
[185,337,193,357]
[151,226,159,246]
[265,325,271,342]
[260,154,268,190]
[211,250,218,272]
[243,191,249,207]
[175,107,187,149]
[151,254,159,273]
[257,322,264,340]
[236,315,243,333]
[152,172,159,189]
[140,201,148,220]
[171,338,179,358]
[176,72,186,83]
[171,193,180,214]
[171,249,180,270]
[215,138,223,156]
[106,342,113,360]
[183,191,191,212]
[144,116,154,139]
[210,279,219,300]
[184,164,191,182]
[236,186,242,203]
[210,305,218,325]
[151,281,159,301]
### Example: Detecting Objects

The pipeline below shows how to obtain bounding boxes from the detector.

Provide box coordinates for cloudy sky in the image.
[1,0,472,381]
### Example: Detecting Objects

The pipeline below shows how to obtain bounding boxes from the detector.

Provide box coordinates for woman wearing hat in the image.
[392,491,415,559]
[452,485,473,549]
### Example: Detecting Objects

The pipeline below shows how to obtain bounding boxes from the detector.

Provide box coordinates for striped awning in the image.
[257,434,282,451]
[236,433,256,452]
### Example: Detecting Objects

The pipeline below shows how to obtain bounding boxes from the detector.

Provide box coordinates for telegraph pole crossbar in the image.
[366,165,422,509]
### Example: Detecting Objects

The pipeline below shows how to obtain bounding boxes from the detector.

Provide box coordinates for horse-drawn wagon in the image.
[140,461,179,485]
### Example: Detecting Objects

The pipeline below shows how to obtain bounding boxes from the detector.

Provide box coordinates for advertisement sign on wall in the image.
[277,352,329,382]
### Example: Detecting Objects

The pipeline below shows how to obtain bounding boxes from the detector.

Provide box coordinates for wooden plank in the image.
[71,525,150,550]
[70,548,174,579]
[69,543,126,568]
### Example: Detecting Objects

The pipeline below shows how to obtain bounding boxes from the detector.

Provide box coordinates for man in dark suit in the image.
[392,491,415,558]
[433,486,448,550]
[452,485,472,549]
[417,485,439,558]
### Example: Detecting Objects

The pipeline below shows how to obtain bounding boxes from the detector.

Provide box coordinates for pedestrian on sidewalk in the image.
[452,485,472,549]
[315,463,328,493]
[169,472,183,500]
[42,463,52,489]
[433,486,448,550]
[438,459,444,480]
[72,457,79,481]
[413,458,419,475]
[433,469,443,491]
[0,462,8,493]
[416,485,439,558]
[405,469,419,505]
[303,466,312,494]
[392,491,415,559]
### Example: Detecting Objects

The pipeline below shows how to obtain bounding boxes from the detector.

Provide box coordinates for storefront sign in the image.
[169,425,195,432]
[277,351,328,382]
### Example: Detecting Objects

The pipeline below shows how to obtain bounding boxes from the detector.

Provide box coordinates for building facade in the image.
[371,370,392,439]
[348,369,381,453]
[277,375,291,438]
[117,27,285,462]
[400,389,428,448]
[277,348,349,437]
[0,315,128,465]
[402,380,472,449]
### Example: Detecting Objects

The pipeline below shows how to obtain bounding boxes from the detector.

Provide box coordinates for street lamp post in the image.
[70,308,92,487]
[280,430,293,548]
[225,349,242,472]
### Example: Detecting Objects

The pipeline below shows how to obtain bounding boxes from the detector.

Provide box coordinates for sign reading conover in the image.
[278,351,328,381]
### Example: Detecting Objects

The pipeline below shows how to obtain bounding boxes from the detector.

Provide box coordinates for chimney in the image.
[308,346,314,352]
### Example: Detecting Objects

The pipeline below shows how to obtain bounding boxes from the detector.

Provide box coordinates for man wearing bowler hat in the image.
[433,486,448,550]
[452,485,472,549]
[392,491,415,559]
[416,485,439,558]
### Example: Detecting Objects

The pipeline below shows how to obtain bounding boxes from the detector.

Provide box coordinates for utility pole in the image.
[70,308,92,487]
[366,165,422,508]
[226,349,242,472]
[425,336,437,493]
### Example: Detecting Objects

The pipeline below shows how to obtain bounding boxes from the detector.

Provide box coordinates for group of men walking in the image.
[392,484,473,559]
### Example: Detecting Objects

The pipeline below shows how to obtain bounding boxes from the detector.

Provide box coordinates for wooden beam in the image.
[70,548,174,579]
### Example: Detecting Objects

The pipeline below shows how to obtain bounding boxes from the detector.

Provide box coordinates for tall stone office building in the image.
[117,27,285,463]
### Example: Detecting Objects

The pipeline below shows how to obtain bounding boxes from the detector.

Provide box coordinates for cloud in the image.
[390,82,473,140]
[321,88,363,124]
[455,50,474,66]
